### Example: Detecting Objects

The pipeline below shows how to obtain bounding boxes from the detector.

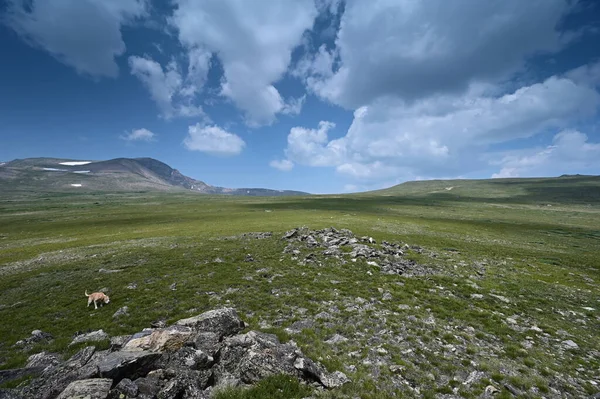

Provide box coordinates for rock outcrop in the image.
[282,227,431,276]
[5,307,349,399]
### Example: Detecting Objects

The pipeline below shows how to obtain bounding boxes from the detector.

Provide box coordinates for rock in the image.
[503,382,523,396]
[470,294,484,299]
[244,254,254,262]
[170,283,177,291]
[111,377,138,397]
[382,292,392,301]
[192,332,221,357]
[126,282,137,290]
[15,330,53,348]
[70,330,109,346]
[484,385,500,395]
[284,319,315,334]
[293,357,350,388]
[112,306,129,318]
[160,347,214,371]
[325,334,348,345]
[109,335,131,351]
[305,236,319,247]
[283,228,299,239]
[95,350,162,380]
[175,308,245,339]
[213,331,299,386]
[151,319,168,329]
[26,352,61,371]
[134,376,161,398]
[21,346,98,399]
[489,294,510,303]
[57,378,112,399]
[124,325,193,352]
[562,340,579,349]
[0,367,43,386]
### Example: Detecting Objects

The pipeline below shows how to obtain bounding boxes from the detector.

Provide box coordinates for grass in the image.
[0,176,599,398]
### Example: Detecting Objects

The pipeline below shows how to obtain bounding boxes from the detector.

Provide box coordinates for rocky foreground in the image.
[0,308,349,399]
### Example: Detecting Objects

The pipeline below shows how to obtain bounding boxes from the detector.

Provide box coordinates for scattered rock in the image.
[14,330,53,349]
[562,340,579,349]
[285,319,315,334]
[170,282,177,291]
[69,330,109,346]
[126,282,137,290]
[112,306,129,318]
[244,254,254,262]
[325,334,348,345]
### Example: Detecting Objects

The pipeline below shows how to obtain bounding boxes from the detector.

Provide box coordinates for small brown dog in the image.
[85,291,110,309]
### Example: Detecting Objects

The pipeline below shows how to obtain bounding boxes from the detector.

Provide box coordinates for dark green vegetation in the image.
[1,175,599,398]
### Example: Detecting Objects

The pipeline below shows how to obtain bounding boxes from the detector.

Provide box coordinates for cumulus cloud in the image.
[170,0,317,125]
[183,124,245,156]
[284,121,345,167]
[269,159,294,171]
[299,0,575,108]
[277,66,600,183]
[128,55,204,119]
[120,128,156,142]
[492,130,600,178]
[5,0,147,78]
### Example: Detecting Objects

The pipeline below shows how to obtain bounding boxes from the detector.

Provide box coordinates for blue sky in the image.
[1,0,599,194]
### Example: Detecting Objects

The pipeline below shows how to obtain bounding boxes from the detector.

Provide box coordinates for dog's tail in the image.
[85,290,89,297]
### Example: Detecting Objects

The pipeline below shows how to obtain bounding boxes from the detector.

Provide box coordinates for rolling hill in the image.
[0,157,308,196]
[368,175,600,204]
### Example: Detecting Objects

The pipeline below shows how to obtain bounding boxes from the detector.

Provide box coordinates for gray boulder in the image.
[70,330,109,346]
[56,378,112,399]
[175,308,245,339]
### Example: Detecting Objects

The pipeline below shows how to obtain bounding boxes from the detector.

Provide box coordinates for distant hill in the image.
[368,175,600,204]
[0,157,308,196]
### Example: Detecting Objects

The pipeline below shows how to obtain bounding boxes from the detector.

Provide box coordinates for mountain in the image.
[0,157,308,196]
[367,175,600,204]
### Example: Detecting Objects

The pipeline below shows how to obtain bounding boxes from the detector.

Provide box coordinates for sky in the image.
[1,0,600,194]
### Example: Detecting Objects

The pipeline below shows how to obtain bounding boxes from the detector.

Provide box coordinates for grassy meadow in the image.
[0,176,599,398]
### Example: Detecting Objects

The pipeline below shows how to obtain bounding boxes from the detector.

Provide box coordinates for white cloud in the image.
[492,130,600,178]
[120,128,156,142]
[299,0,575,108]
[5,0,147,78]
[277,66,600,183]
[170,0,317,125]
[281,95,307,116]
[183,124,245,156]
[269,159,294,171]
[128,55,204,119]
[284,121,345,167]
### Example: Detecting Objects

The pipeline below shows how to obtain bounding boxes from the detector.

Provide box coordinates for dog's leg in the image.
[87,298,92,307]
[94,300,98,310]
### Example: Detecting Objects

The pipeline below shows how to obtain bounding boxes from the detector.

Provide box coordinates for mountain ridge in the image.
[0,157,308,196]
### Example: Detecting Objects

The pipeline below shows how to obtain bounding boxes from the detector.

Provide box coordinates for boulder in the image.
[213,331,300,386]
[21,346,98,399]
[109,377,137,398]
[112,306,129,319]
[57,378,112,399]
[26,352,61,370]
[70,330,109,346]
[175,308,245,339]
[123,325,193,352]
[95,350,161,380]
[192,332,221,357]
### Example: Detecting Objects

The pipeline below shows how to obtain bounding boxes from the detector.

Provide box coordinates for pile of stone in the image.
[1,308,349,399]
[282,227,431,276]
